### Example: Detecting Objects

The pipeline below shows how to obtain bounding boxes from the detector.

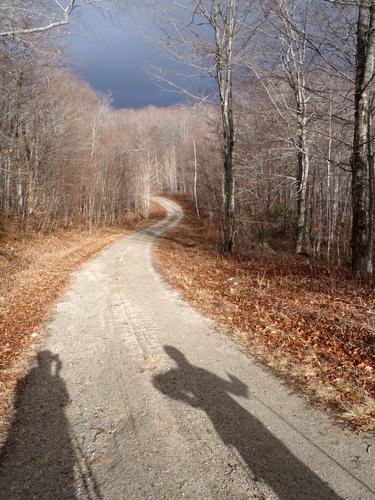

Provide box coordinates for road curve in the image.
[0,197,374,500]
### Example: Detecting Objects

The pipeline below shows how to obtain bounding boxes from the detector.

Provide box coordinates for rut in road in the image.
[0,197,374,500]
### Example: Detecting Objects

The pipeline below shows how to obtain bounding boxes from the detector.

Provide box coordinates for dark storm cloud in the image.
[66,3,191,109]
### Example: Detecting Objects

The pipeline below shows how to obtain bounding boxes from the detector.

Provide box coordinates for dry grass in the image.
[155,199,375,433]
[0,202,166,443]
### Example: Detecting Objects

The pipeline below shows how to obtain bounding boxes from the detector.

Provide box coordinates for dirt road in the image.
[0,197,374,499]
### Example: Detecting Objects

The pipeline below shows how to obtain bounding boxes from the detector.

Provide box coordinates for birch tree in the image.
[248,0,317,254]
[156,0,258,252]
[351,0,375,278]
[274,0,312,254]
[303,0,375,277]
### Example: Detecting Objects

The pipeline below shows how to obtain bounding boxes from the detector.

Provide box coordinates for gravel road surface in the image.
[0,197,374,500]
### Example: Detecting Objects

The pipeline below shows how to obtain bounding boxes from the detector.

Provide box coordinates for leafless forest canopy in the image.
[1,0,375,279]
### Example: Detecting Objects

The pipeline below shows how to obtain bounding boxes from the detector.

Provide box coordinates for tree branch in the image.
[0,0,76,38]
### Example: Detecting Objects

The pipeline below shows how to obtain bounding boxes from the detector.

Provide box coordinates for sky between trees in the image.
[66,1,203,108]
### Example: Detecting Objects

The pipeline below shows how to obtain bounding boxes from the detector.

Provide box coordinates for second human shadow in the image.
[153,346,342,500]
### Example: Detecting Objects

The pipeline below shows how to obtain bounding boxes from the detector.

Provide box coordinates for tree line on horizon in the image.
[1,0,375,282]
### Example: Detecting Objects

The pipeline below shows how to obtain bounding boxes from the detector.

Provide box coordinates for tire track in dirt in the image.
[0,197,373,500]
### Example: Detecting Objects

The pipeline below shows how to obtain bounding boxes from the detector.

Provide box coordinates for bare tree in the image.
[351,0,375,278]
[155,0,258,252]
[0,1,77,38]
[272,0,312,254]
[247,0,319,254]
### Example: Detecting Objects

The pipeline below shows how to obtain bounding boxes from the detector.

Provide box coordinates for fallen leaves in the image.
[0,202,166,442]
[0,227,127,441]
[155,200,375,433]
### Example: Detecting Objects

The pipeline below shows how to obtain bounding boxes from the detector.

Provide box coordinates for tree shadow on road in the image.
[153,346,342,500]
[0,350,101,500]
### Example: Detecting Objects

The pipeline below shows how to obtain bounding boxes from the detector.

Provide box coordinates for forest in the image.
[0,1,374,434]
[1,0,374,279]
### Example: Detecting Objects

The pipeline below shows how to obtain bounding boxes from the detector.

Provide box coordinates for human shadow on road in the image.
[153,346,342,500]
[0,350,101,500]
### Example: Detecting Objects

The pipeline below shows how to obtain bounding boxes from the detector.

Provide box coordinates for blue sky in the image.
[65,2,195,109]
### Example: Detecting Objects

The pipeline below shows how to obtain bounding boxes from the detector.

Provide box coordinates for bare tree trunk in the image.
[193,137,200,219]
[223,104,235,253]
[213,0,237,253]
[352,0,375,279]
[266,2,312,255]
[327,96,333,261]
[368,93,374,276]
[296,123,309,254]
